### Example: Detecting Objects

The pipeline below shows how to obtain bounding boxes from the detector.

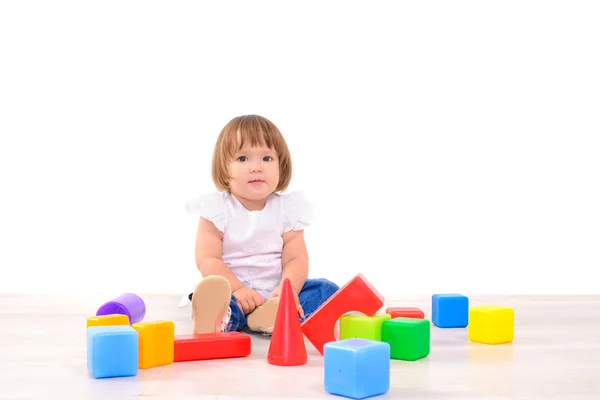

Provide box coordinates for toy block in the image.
[386,307,424,319]
[87,314,130,328]
[468,306,514,344]
[301,273,385,355]
[382,317,430,361]
[131,320,174,369]
[432,294,468,328]
[268,278,307,366]
[87,325,138,379]
[174,332,251,362]
[96,293,146,324]
[324,339,390,399]
[340,313,391,341]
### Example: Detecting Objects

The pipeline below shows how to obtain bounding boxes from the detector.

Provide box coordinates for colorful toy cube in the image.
[468,306,514,344]
[87,313,130,328]
[386,307,424,319]
[87,325,138,379]
[381,317,430,361]
[324,339,390,399]
[132,320,174,369]
[340,313,391,341]
[432,294,468,328]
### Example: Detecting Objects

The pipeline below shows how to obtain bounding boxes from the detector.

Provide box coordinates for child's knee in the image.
[320,279,340,298]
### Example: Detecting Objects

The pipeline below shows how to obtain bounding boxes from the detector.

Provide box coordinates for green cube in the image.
[381,317,430,361]
[340,313,391,341]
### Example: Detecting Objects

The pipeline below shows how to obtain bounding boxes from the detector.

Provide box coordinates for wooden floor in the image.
[1,293,599,399]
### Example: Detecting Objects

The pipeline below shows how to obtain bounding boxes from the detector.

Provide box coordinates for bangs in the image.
[224,115,282,158]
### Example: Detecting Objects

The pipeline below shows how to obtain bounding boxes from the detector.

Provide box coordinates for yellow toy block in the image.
[468,306,514,344]
[132,320,174,369]
[340,313,392,341]
[87,314,130,327]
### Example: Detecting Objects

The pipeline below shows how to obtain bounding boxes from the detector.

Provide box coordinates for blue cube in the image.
[432,294,469,328]
[87,325,138,379]
[324,339,390,399]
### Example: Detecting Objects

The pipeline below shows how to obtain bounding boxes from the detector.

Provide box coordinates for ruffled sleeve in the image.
[184,192,229,232]
[282,191,314,233]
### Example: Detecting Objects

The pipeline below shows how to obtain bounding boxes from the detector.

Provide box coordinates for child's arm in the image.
[280,229,309,294]
[195,217,245,293]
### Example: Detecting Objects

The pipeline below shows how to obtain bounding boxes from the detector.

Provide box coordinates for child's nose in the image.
[250,163,263,172]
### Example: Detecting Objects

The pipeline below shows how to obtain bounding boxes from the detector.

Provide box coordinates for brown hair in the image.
[212,115,292,192]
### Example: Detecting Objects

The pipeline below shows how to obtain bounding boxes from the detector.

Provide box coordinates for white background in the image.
[1,1,598,298]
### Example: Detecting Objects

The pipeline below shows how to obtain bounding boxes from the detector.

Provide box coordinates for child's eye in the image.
[263,156,273,161]
[236,156,247,162]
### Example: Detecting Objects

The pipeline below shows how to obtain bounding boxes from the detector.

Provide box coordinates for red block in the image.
[386,307,424,319]
[301,273,384,355]
[174,332,251,362]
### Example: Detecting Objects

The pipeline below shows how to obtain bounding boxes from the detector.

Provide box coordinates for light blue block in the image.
[432,294,469,328]
[87,325,138,379]
[324,338,390,399]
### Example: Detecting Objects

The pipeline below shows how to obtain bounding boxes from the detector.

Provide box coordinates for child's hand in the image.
[269,285,305,319]
[233,287,265,315]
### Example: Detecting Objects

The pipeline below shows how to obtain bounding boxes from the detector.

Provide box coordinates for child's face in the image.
[228,144,280,203]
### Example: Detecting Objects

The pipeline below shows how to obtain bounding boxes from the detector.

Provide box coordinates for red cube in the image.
[386,307,425,319]
[174,332,251,362]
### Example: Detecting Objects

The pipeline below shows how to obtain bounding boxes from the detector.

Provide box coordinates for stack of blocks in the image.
[86,303,251,379]
[86,315,176,379]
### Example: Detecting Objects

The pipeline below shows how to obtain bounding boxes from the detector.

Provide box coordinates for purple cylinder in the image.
[96,293,146,324]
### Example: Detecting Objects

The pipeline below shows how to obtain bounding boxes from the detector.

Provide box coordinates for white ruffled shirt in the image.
[185,191,313,293]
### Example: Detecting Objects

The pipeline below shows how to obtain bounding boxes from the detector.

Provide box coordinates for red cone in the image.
[267,278,307,366]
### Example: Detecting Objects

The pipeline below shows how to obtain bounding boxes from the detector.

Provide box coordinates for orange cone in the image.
[267,278,307,366]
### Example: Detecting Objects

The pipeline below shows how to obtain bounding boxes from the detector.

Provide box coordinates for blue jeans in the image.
[226,278,339,332]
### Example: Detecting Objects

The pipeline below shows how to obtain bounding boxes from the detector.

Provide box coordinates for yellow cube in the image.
[86,314,129,327]
[132,320,174,369]
[468,306,514,344]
